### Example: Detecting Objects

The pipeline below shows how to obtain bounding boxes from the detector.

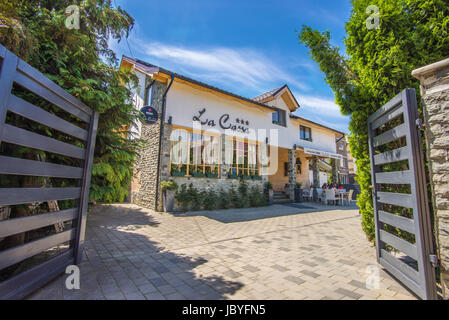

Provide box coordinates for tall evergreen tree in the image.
[0,0,142,203]
[298,0,449,241]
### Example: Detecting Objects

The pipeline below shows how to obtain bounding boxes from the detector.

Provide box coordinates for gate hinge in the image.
[416,118,424,129]
[429,254,438,268]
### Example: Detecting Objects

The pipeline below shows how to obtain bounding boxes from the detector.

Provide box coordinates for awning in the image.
[295,145,343,160]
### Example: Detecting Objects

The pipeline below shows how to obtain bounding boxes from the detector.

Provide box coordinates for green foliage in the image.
[161,180,178,192]
[0,0,142,203]
[298,0,449,241]
[202,190,218,210]
[249,186,268,207]
[175,182,267,212]
[236,180,250,208]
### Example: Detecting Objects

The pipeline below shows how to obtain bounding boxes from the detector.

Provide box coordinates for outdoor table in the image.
[336,191,349,206]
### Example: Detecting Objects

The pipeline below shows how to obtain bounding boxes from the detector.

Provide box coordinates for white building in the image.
[120,56,344,210]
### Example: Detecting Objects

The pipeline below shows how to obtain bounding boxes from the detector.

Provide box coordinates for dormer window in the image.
[272,109,286,127]
[300,125,312,141]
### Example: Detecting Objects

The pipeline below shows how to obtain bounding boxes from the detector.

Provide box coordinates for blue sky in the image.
[111,0,353,133]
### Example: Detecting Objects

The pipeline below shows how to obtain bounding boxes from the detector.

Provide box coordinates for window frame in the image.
[300,125,312,142]
[272,108,286,127]
[169,128,221,177]
[228,137,261,177]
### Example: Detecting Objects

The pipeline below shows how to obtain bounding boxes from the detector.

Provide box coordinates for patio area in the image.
[27,203,416,300]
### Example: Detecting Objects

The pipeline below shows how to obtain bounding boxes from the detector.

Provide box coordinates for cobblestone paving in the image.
[27,204,416,300]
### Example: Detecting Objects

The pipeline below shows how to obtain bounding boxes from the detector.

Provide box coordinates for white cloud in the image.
[293,93,350,133]
[135,41,309,92]
[296,94,342,115]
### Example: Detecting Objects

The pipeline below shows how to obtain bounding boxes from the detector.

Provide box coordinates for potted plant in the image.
[206,172,218,178]
[171,170,186,177]
[294,182,303,203]
[192,172,205,178]
[264,181,274,205]
[242,174,251,180]
[252,175,262,180]
[161,180,178,212]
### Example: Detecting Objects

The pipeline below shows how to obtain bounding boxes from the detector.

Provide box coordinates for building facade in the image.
[121,56,345,211]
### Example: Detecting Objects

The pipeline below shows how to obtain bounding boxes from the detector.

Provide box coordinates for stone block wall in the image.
[130,80,168,211]
[413,58,449,299]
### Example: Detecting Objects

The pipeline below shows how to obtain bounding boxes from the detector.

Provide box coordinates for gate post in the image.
[413,59,449,299]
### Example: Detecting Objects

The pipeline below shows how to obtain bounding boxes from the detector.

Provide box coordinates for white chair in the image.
[345,189,355,206]
[313,188,324,203]
[324,189,337,205]
[302,189,311,202]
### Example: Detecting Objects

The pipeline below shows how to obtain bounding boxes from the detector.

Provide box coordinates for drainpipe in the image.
[155,74,175,211]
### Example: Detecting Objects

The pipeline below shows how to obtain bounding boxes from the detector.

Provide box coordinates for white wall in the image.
[128,71,146,139]
[127,69,338,153]
[165,80,338,152]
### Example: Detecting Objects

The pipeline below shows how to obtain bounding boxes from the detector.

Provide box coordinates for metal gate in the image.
[0,44,98,299]
[367,88,437,299]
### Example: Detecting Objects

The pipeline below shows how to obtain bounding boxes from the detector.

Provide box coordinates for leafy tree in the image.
[0,0,142,203]
[298,0,449,241]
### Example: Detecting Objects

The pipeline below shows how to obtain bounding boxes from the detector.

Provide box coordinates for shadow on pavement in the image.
[27,205,243,300]
[184,203,359,223]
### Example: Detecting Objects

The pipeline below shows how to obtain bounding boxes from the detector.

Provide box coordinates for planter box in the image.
[163,189,176,212]
[252,175,262,180]
[242,175,251,180]
[228,174,239,179]
[294,188,303,203]
[268,189,274,205]
[171,171,186,177]
[192,172,205,178]
[206,173,218,178]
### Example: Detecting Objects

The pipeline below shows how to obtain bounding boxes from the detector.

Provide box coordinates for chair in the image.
[324,189,337,205]
[314,188,325,203]
[345,189,355,206]
[302,188,311,202]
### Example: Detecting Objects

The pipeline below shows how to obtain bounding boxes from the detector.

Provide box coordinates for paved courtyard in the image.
[27,203,416,300]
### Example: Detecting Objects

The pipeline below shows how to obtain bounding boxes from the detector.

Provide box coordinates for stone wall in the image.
[130,80,168,211]
[413,58,449,299]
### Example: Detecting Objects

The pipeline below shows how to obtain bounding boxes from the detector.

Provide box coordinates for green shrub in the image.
[176,183,267,212]
[218,188,232,209]
[202,190,218,210]
[228,187,240,208]
[249,186,267,207]
[175,184,189,210]
[161,180,178,192]
[236,180,250,208]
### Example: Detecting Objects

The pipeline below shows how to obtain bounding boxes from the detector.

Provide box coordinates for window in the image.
[227,139,260,177]
[170,129,220,177]
[272,109,286,126]
[284,162,289,177]
[300,125,312,141]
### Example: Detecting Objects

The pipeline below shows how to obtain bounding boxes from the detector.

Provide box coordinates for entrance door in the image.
[367,88,437,299]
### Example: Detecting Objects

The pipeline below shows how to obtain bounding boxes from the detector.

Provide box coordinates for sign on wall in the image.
[140,106,158,124]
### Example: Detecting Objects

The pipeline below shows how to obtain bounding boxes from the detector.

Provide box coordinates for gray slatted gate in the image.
[0,44,98,299]
[367,88,437,300]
